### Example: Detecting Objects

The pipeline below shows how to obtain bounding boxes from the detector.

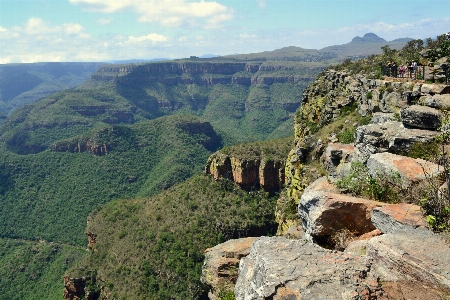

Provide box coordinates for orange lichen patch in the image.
[377,203,427,228]
[392,158,426,181]
[219,237,257,257]
[273,286,302,300]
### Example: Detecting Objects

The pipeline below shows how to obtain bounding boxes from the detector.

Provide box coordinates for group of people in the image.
[386,61,418,78]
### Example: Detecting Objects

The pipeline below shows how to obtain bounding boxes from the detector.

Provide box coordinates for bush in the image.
[336,162,403,203]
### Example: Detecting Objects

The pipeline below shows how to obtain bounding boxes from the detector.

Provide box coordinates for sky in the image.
[0,0,450,63]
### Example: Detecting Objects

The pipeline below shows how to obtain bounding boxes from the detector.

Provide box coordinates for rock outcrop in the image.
[299,188,383,243]
[205,153,285,191]
[201,237,257,300]
[366,152,443,188]
[90,61,321,88]
[203,68,450,299]
[234,237,386,300]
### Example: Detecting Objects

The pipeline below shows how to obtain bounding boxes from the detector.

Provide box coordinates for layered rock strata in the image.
[205,153,285,191]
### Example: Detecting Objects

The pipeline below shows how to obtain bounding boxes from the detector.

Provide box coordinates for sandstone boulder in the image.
[299,188,383,242]
[201,237,257,300]
[306,176,339,193]
[401,105,442,130]
[235,236,386,300]
[423,94,450,109]
[371,203,427,234]
[354,122,438,162]
[420,84,450,95]
[366,152,443,188]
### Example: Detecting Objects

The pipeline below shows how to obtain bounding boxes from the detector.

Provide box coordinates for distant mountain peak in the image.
[351,33,386,43]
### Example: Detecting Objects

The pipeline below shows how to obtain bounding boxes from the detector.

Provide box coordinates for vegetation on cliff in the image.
[67,174,277,299]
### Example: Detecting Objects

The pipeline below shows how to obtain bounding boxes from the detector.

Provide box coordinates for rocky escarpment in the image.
[90,61,321,87]
[205,152,285,191]
[202,70,450,299]
[205,137,293,192]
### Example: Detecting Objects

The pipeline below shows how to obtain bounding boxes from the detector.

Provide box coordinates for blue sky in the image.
[0,0,449,63]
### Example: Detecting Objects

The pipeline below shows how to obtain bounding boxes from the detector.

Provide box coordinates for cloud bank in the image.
[70,0,234,27]
[1,16,450,63]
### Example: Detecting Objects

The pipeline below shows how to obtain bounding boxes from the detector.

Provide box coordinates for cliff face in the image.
[204,137,293,192]
[90,61,321,87]
[205,152,285,192]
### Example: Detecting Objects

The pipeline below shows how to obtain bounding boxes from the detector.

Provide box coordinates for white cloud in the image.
[70,0,234,28]
[0,17,174,62]
[239,33,257,39]
[97,17,114,25]
[257,0,266,8]
[64,23,84,35]
[127,33,168,43]
[2,16,450,63]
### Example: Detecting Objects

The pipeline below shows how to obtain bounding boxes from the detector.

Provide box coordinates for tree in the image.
[381,45,397,62]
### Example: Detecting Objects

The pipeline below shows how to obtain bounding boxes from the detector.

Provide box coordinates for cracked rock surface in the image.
[234,236,386,300]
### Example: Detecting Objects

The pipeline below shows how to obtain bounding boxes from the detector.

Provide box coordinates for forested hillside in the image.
[0,62,104,117]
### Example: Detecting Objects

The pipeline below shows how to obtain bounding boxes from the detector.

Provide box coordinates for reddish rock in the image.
[357,229,382,241]
[367,232,450,299]
[307,176,339,193]
[230,157,260,188]
[299,189,384,242]
[205,153,286,191]
[259,160,284,191]
[367,152,443,188]
[372,203,428,234]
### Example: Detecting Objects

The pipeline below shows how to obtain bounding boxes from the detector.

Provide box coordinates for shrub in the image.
[336,162,403,203]
[336,128,355,144]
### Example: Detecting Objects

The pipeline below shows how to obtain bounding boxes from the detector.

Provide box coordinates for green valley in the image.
[0,34,416,299]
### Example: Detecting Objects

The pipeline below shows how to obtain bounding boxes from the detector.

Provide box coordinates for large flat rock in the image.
[235,236,386,300]
[354,122,438,162]
[299,188,383,242]
[366,152,443,188]
[420,83,450,95]
[367,232,450,299]
[423,94,450,109]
